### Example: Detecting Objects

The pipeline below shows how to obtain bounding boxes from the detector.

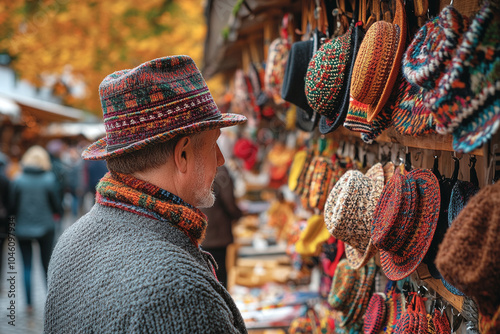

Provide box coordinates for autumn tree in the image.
[0,0,208,114]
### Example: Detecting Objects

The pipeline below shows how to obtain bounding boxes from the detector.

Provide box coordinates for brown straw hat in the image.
[348,0,407,124]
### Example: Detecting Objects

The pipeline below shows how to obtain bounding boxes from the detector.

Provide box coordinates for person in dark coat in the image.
[11,145,62,309]
[201,165,243,289]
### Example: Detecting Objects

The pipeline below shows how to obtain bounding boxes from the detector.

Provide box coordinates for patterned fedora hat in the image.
[427,2,500,151]
[373,169,440,280]
[347,0,406,124]
[344,163,385,269]
[364,293,387,334]
[319,23,365,134]
[82,56,246,160]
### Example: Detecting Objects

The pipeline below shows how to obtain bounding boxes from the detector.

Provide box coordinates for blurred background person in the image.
[11,145,62,311]
[201,165,243,289]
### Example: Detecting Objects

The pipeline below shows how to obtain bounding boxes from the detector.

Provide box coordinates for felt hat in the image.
[402,6,467,90]
[295,215,331,257]
[347,0,407,124]
[343,163,385,269]
[319,24,365,134]
[428,2,500,152]
[436,181,500,316]
[372,169,440,280]
[82,56,246,160]
[281,39,315,113]
[364,293,387,334]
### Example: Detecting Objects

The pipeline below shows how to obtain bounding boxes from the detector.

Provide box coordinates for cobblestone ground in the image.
[0,206,84,334]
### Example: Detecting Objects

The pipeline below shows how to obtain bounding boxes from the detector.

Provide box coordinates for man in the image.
[44,56,248,333]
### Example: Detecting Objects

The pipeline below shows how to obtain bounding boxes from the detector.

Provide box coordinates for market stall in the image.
[203,0,500,333]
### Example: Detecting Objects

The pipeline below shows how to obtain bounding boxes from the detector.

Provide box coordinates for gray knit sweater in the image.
[44,204,247,333]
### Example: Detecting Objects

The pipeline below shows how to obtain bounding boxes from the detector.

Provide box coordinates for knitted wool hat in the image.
[305,26,353,118]
[436,181,500,316]
[385,287,405,334]
[402,6,467,90]
[392,78,435,136]
[319,24,365,134]
[428,2,500,150]
[373,169,440,280]
[324,167,384,269]
[82,56,246,160]
[344,163,385,269]
[347,0,406,124]
[328,259,360,312]
[364,293,387,334]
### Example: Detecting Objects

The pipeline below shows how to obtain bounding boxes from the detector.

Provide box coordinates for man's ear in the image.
[173,136,191,173]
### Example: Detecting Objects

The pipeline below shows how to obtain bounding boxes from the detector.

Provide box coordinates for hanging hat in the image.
[82,56,247,160]
[308,157,336,211]
[364,293,387,334]
[384,286,405,334]
[328,259,361,312]
[347,0,407,124]
[436,181,500,316]
[373,169,440,280]
[392,78,435,136]
[288,150,308,192]
[233,137,258,171]
[402,6,467,90]
[343,164,385,269]
[295,215,331,257]
[264,36,291,105]
[360,84,398,144]
[341,259,377,328]
[324,167,384,269]
[319,23,365,134]
[428,3,500,152]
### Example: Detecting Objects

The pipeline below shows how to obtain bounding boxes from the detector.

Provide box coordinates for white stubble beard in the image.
[194,156,216,208]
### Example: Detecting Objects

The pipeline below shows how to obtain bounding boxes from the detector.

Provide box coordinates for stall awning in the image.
[0,93,84,123]
[41,122,106,141]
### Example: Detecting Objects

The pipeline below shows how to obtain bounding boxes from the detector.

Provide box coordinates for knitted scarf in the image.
[96,172,208,247]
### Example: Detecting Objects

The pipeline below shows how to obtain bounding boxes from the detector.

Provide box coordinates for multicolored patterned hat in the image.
[328,259,360,312]
[364,293,387,334]
[305,26,353,120]
[82,56,246,160]
[403,6,467,90]
[347,0,406,124]
[288,150,308,192]
[384,286,405,334]
[343,163,385,269]
[319,24,365,134]
[373,169,440,280]
[428,2,500,151]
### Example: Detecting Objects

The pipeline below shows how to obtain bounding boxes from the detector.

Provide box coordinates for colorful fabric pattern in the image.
[83,56,246,160]
[363,293,387,334]
[96,171,207,247]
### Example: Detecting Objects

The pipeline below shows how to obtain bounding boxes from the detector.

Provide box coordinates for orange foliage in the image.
[0,0,207,115]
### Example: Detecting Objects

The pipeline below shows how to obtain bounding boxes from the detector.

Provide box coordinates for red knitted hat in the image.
[82,56,246,160]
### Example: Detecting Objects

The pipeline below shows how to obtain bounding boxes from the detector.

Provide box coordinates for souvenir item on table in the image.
[363,293,387,334]
[372,169,440,280]
[345,0,407,132]
[436,181,500,317]
[233,137,258,171]
[426,2,500,152]
[295,215,331,257]
[319,23,365,134]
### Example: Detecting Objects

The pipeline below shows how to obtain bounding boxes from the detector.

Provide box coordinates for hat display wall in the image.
[324,164,384,269]
[346,0,407,125]
[436,181,500,316]
[82,56,247,160]
[372,169,440,280]
[425,2,500,152]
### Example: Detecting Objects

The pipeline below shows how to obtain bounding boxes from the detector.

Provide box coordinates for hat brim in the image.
[380,170,440,281]
[345,241,378,270]
[366,0,406,123]
[82,113,247,160]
